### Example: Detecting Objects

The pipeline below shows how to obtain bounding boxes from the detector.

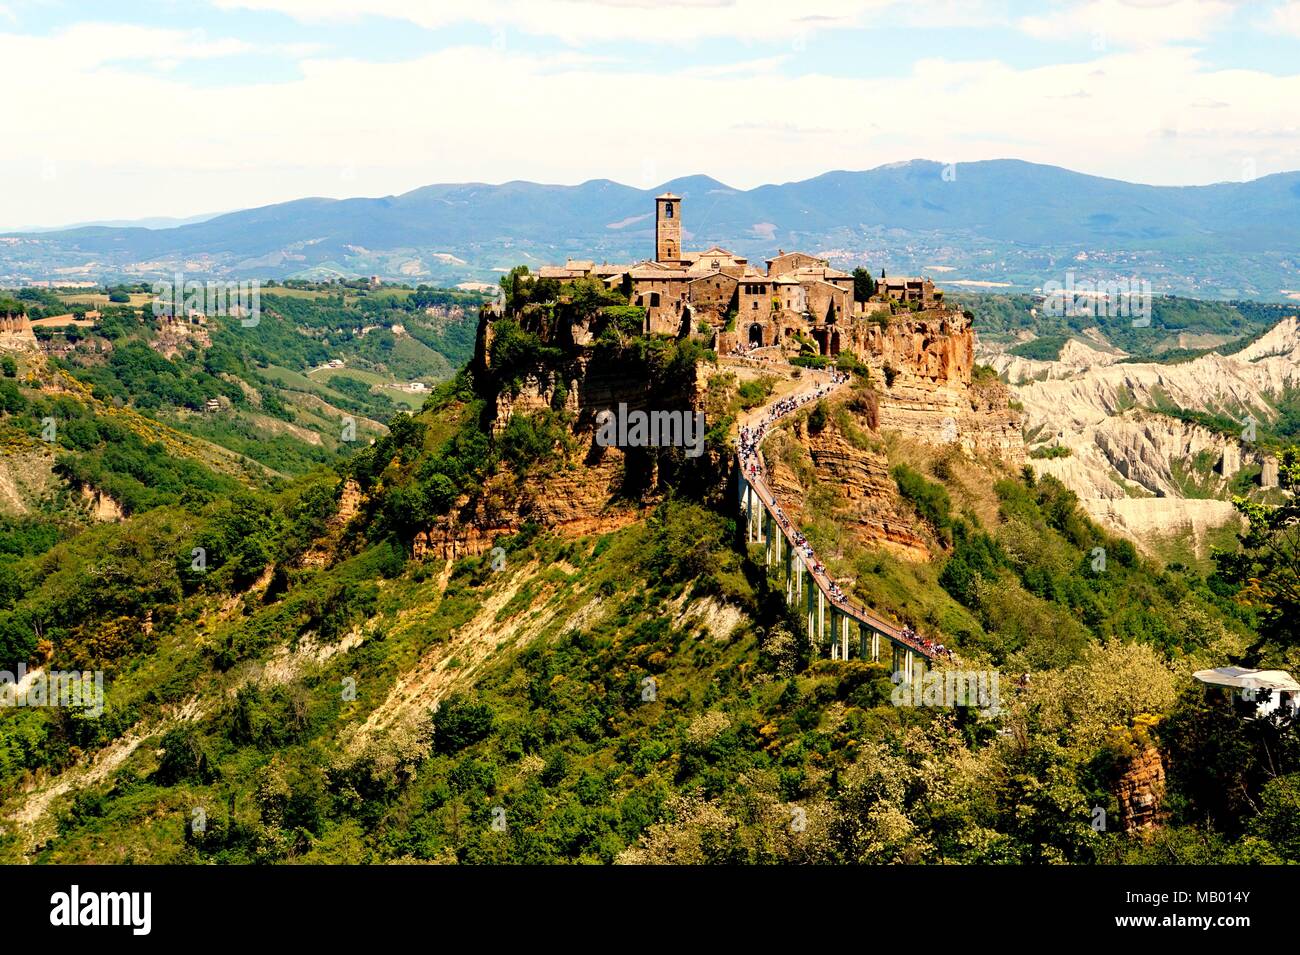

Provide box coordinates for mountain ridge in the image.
[4,158,1300,299]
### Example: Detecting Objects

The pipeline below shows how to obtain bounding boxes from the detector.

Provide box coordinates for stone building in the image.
[536,193,946,357]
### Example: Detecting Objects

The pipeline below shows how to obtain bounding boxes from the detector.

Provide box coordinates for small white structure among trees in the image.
[1193,666,1300,721]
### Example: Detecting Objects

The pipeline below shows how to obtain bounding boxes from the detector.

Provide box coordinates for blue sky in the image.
[3,0,1300,228]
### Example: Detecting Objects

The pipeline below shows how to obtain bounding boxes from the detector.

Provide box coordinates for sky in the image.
[2,0,1300,230]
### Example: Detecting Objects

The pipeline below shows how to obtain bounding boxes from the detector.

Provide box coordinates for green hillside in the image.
[1,314,1297,865]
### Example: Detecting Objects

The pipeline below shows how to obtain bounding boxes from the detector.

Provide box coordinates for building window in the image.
[665,205,674,218]
[650,293,660,307]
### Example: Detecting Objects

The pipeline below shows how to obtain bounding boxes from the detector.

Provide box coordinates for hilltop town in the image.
[531,192,945,357]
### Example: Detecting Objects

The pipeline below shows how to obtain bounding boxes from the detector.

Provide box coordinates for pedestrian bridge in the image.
[730,365,943,681]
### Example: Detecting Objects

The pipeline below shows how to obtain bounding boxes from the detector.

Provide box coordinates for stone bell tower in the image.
[655,192,682,263]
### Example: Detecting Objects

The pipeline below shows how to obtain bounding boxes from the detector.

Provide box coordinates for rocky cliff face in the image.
[414,307,1022,558]
[419,317,714,559]
[1031,411,1243,501]
[847,310,974,387]
[982,334,1127,384]
[1009,316,1300,546]
[852,311,1024,462]
[79,484,123,522]
[765,418,931,561]
[1115,746,1166,831]
[302,479,363,568]
[1083,497,1241,547]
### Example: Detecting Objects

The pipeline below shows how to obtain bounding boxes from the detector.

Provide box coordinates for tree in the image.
[433,695,495,754]
[852,267,876,303]
[154,725,215,785]
[0,379,24,414]
[1,355,16,378]
[1248,773,1300,859]
[1215,447,1300,648]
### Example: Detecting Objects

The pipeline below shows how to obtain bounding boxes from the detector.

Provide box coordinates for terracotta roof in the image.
[767,251,825,265]
[628,262,689,280]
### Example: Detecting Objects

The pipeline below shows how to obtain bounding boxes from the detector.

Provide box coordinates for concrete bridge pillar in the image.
[784,545,792,604]
[805,567,816,645]
[817,590,825,647]
[744,485,753,542]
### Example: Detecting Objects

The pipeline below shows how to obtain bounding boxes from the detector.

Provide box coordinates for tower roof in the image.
[655,192,681,200]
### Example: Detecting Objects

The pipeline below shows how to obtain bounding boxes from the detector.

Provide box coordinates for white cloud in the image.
[1267,0,1300,35]
[682,55,792,77]
[0,22,257,73]
[212,0,901,43]
[2,19,1300,227]
[1019,0,1238,47]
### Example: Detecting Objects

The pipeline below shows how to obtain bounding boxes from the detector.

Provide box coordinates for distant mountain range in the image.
[13,211,228,234]
[4,159,1300,301]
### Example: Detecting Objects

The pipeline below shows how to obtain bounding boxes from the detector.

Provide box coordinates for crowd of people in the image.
[736,368,954,663]
[737,371,847,480]
[901,626,957,662]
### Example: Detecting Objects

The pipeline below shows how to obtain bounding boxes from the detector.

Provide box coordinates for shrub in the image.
[807,400,829,434]
[791,355,828,370]
[433,695,496,754]
[892,463,951,538]
[1029,444,1072,459]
